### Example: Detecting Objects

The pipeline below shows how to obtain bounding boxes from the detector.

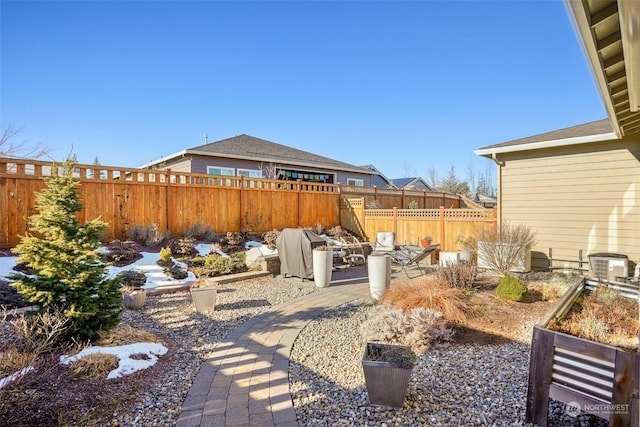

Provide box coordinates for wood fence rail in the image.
[0,158,339,247]
[340,197,497,251]
[1,158,494,249]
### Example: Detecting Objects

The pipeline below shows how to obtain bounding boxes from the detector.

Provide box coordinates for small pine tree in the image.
[10,159,121,343]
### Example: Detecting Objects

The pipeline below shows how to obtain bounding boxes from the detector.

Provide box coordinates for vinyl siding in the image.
[497,137,640,270]
[153,155,374,185]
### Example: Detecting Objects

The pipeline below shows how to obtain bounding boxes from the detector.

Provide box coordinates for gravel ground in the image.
[289,299,610,427]
[113,274,319,426]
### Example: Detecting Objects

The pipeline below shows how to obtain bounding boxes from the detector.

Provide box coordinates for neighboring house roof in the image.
[391,177,434,191]
[471,192,497,205]
[142,134,371,175]
[360,164,397,188]
[477,1,639,158]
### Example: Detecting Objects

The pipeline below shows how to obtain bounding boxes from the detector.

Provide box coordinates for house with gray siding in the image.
[141,134,376,186]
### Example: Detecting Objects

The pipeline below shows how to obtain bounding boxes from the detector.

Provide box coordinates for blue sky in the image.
[1,0,606,184]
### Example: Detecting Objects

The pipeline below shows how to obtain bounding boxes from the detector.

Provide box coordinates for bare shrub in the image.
[0,307,71,422]
[224,232,246,248]
[128,223,166,246]
[98,324,159,346]
[262,229,280,249]
[436,260,478,290]
[6,308,72,354]
[327,225,347,238]
[103,240,142,264]
[167,236,197,257]
[360,305,453,353]
[69,352,119,379]
[380,277,467,323]
[366,199,382,209]
[185,222,216,241]
[476,221,536,274]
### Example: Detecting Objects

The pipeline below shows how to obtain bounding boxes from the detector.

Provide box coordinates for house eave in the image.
[139,150,188,169]
[143,149,369,175]
[474,131,618,158]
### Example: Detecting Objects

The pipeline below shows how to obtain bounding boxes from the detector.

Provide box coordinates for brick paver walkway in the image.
[175,267,371,427]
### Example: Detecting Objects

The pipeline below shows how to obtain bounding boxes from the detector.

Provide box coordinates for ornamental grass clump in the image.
[185,222,216,241]
[496,274,528,302]
[98,324,160,346]
[69,352,119,380]
[380,277,467,323]
[128,223,166,247]
[363,344,417,369]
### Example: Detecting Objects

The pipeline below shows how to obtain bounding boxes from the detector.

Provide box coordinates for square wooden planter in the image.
[526,279,639,427]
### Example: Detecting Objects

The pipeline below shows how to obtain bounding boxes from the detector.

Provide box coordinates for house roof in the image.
[475,119,615,155]
[142,134,371,175]
[360,164,397,188]
[391,177,434,191]
[476,0,639,158]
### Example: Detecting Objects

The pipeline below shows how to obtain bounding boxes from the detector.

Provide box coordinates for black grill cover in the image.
[276,228,326,279]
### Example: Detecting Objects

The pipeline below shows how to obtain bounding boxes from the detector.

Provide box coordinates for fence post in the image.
[439,206,445,251]
[165,169,172,235]
[393,207,398,236]
[240,175,244,231]
[297,179,302,227]
[360,197,366,239]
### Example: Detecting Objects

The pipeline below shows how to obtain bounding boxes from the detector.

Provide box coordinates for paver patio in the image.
[175,267,372,427]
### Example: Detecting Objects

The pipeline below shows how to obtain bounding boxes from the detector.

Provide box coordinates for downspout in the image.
[490,153,503,228]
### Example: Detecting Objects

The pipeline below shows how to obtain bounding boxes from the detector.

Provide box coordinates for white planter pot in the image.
[439,251,459,266]
[313,249,333,288]
[122,290,146,309]
[190,286,217,313]
[368,253,391,300]
[457,249,473,262]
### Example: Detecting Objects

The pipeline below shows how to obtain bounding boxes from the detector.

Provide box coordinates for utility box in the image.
[588,253,628,282]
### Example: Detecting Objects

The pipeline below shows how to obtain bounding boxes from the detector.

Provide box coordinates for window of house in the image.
[237,169,262,178]
[207,166,235,176]
[347,178,364,186]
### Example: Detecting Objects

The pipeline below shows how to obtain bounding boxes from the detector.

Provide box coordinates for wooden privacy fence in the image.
[341,197,497,251]
[340,184,463,209]
[0,158,339,248]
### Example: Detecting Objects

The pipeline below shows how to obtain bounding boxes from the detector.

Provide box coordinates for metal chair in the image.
[389,244,440,278]
[339,235,366,267]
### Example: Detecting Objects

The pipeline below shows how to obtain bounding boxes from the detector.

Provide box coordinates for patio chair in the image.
[389,244,440,278]
[372,231,396,254]
[339,235,366,267]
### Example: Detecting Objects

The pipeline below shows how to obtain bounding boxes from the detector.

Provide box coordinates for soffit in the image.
[568,0,640,136]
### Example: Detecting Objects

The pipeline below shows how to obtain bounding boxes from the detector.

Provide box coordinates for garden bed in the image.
[526,278,639,427]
